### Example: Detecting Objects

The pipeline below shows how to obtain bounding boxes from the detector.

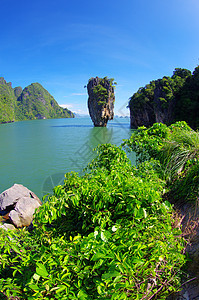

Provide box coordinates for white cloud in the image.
[60,104,73,109]
[71,93,87,96]
[60,103,89,115]
[73,109,89,115]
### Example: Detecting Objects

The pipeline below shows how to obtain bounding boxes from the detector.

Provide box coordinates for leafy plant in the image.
[123,121,199,202]
[0,143,186,299]
[92,84,108,105]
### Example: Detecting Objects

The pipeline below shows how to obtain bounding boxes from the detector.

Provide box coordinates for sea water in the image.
[0,117,135,199]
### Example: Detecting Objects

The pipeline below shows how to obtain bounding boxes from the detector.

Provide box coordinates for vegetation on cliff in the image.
[0,78,16,123]
[90,77,117,105]
[87,77,116,127]
[128,67,199,129]
[1,122,194,299]
[15,83,74,121]
[0,77,74,124]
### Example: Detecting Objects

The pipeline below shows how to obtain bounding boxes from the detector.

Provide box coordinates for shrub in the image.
[123,121,199,202]
[0,144,186,299]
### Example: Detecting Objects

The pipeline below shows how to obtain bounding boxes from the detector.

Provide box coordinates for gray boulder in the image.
[9,196,41,227]
[0,223,16,231]
[0,183,41,210]
[0,184,41,228]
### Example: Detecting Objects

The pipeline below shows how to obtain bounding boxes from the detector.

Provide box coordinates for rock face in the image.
[128,68,194,129]
[0,76,74,124]
[87,77,115,127]
[0,77,16,123]
[0,184,41,228]
[16,83,74,120]
[14,86,23,98]
[167,198,199,300]
[129,79,175,128]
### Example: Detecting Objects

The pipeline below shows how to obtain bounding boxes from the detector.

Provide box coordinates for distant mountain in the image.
[73,113,89,118]
[0,77,16,123]
[0,77,74,124]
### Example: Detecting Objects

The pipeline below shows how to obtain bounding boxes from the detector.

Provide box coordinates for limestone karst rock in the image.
[0,77,74,124]
[16,83,74,120]
[129,79,176,128]
[128,67,199,130]
[87,77,115,127]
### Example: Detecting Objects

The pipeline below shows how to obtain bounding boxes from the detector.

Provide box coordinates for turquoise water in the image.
[0,117,135,199]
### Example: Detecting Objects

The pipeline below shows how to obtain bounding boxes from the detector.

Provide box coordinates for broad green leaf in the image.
[56,285,67,293]
[91,252,107,261]
[29,283,40,291]
[11,244,21,254]
[36,263,49,278]
[102,271,121,280]
[77,289,88,299]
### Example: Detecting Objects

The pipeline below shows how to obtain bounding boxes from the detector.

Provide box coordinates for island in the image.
[0,77,74,124]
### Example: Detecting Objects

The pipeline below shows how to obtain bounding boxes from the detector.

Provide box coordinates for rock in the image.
[129,102,154,128]
[129,79,175,128]
[9,196,41,227]
[153,80,175,124]
[0,77,7,85]
[166,197,199,299]
[14,86,22,98]
[87,77,115,127]
[0,183,41,211]
[0,223,16,231]
[0,184,41,228]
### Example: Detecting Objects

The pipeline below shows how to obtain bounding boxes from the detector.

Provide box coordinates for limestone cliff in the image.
[16,83,74,120]
[128,68,193,129]
[87,77,115,127]
[129,79,176,128]
[0,76,74,124]
[0,77,17,123]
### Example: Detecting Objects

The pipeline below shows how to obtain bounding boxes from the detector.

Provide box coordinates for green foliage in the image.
[0,79,74,124]
[161,127,199,201]
[93,84,108,105]
[172,68,192,79]
[174,66,199,129]
[123,121,199,202]
[16,83,74,120]
[128,72,186,110]
[0,144,186,299]
[128,67,199,129]
[91,77,116,105]
[122,122,170,164]
[0,80,16,123]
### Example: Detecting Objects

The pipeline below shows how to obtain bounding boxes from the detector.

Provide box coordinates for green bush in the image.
[123,121,199,202]
[0,144,186,299]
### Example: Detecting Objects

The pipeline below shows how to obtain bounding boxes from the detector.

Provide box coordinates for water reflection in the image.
[51,124,93,128]
[108,122,130,128]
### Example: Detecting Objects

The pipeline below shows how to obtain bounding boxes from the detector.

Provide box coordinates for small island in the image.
[87,76,116,127]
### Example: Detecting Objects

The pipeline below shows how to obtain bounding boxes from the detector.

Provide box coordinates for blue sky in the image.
[1,0,199,116]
